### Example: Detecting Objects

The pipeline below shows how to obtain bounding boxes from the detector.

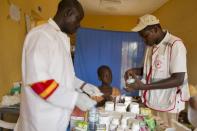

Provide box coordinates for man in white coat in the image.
[14,0,101,131]
[124,14,190,126]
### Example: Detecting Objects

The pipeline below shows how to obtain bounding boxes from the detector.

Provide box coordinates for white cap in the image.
[132,14,160,32]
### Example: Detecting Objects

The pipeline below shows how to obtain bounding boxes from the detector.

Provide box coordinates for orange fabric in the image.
[31,79,59,99]
[112,88,121,97]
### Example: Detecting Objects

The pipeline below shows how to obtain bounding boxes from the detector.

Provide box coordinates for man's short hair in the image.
[57,0,81,13]
[97,65,111,77]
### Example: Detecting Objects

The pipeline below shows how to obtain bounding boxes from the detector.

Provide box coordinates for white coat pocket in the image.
[153,55,168,79]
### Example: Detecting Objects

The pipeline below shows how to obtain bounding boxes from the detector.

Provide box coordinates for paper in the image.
[0,120,16,129]
[9,4,21,22]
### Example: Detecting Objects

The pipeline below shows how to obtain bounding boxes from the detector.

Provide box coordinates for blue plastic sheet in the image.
[74,28,145,96]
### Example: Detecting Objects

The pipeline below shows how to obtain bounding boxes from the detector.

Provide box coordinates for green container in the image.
[10,85,21,95]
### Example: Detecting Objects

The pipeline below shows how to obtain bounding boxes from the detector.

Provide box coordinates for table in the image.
[0,105,19,131]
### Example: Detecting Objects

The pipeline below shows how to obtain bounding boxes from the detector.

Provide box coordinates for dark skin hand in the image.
[189,96,197,110]
[124,70,185,91]
[95,86,114,107]
[96,86,115,107]
[99,86,114,101]
[124,68,143,80]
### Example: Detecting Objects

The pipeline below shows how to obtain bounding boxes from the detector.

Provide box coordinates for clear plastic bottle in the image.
[88,106,99,131]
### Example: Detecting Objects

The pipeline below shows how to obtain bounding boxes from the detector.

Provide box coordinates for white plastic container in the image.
[98,113,111,131]
[129,102,140,114]
[131,121,140,131]
[115,103,126,112]
[105,101,114,111]
[109,124,117,131]
[116,126,124,131]
[111,117,120,125]
[126,76,135,84]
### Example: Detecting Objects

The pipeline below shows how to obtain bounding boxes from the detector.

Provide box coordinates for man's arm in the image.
[141,72,185,90]
[125,72,185,91]
[74,77,102,97]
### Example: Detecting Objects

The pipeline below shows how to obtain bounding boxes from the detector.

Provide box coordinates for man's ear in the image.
[64,8,73,17]
[153,26,159,33]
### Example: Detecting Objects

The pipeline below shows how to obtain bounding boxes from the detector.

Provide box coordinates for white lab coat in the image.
[14,19,82,131]
[141,32,190,112]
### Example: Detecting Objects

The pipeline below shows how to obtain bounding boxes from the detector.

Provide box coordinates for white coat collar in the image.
[48,18,61,31]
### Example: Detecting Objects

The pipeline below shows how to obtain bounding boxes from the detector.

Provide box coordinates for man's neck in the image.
[53,16,62,31]
[156,31,167,45]
[100,84,111,88]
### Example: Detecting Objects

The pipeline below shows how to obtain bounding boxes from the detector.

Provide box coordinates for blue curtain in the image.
[74,28,145,96]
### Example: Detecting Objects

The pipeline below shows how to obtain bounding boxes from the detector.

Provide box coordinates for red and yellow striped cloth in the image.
[31,79,59,99]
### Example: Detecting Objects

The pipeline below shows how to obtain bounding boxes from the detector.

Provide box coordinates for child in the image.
[97,65,120,102]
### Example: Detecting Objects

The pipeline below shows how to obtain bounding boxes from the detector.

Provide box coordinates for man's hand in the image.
[91,96,104,103]
[124,68,134,81]
[76,93,97,111]
[82,83,103,97]
[125,72,145,92]
[124,68,143,81]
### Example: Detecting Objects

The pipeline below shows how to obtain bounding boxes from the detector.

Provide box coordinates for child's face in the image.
[100,68,112,85]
